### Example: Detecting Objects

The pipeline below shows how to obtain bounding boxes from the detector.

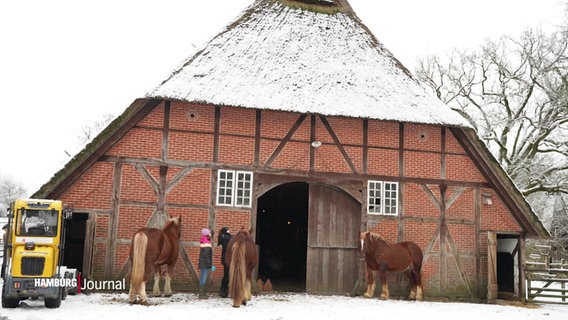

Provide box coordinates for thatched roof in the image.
[147,0,470,128]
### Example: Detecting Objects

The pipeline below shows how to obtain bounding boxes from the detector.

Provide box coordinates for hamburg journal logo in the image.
[35,274,125,293]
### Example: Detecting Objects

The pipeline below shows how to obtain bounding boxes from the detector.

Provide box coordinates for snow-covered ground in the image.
[0,292,566,320]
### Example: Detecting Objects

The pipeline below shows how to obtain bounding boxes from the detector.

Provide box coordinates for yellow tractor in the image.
[1,199,73,308]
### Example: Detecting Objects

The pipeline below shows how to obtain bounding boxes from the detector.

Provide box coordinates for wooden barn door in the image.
[487,231,498,303]
[306,184,361,294]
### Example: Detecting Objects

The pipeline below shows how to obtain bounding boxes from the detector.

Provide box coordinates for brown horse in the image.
[128,215,181,305]
[226,228,258,307]
[359,231,423,300]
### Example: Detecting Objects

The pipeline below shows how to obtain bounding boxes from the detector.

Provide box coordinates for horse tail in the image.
[408,242,424,288]
[130,231,148,292]
[229,240,247,307]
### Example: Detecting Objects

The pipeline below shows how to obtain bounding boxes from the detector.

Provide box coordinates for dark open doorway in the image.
[256,182,309,291]
[63,212,88,274]
[497,235,519,298]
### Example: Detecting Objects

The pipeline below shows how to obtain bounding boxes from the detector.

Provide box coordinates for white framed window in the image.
[367,180,398,215]
[216,170,253,207]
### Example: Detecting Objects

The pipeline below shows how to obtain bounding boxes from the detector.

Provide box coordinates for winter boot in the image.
[198,287,208,299]
[219,287,228,298]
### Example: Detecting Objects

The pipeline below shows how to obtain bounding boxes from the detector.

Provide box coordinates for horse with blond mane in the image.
[226,228,258,307]
[359,231,423,300]
[128,216,181,305]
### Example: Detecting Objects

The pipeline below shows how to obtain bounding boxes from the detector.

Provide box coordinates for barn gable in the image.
[33,0,548,301]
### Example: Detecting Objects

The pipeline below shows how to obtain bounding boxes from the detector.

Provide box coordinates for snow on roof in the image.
[147,0,470,128]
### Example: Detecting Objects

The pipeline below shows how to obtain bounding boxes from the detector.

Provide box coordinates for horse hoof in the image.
[242,300,247,306]
[363,293,373,298]
[164,293,172,298]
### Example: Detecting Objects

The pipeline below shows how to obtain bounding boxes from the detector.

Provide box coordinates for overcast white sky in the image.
[0,0,566,196]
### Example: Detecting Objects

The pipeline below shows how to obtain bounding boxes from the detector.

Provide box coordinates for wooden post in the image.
[487,232,498,303]
[526,271,532,301]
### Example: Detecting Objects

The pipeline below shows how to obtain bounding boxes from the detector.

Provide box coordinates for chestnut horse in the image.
[226,228,258,307]
[359,231,423,300]
[128,216,181,305]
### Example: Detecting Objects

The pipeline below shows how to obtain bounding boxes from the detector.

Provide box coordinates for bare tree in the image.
[549,195,568,259]
[415,27,568,198]
[0,173,27,216]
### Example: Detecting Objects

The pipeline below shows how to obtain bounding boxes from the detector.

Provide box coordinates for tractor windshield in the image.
[16,209,59,237]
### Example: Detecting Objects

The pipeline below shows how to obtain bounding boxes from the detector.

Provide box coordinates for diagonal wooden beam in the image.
[319,116,359,174]
[446,186,466,210]
[133,164,160,194]
[422,223,441,263]
[165,167,193,193]
[264,114,307,167]
[445,228,474,295]
[420,184,441,210]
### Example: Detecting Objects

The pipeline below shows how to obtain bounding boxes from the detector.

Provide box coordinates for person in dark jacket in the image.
[198,228,213,299]
[217,226,232,298]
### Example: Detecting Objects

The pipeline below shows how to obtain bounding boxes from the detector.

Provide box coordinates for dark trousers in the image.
[220,263,229,293]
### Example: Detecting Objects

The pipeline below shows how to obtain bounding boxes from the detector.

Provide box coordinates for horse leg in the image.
[405,269,417,300]
[245,278,252,302]
[363,267,376,298]
[379,271,389,299]
[163,265,173,297]
[414,264,423,301]
[128,280,137,303]
[416,285,423,301]
[138,280,149,305]
[152,265,162,297]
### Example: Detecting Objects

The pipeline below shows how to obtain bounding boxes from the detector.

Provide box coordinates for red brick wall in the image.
[404,220,437,248]
[480,188,522,232]
[169,131,214,162]
[218,135,255,165]
[167,168,210,206]
[57,102,525,298]
[324,117,363,145]
[117,205,155,240]
[367,148,398,176]
[169,102,214,132]
[368,120,398,148]
[107,127,162,158]
[446,187,475,221]
[404,124,441,152]
[261,110,309,140]
[120,164,156,203]
[60,162,114,209]
[314,144,351,173]
[446,154,486,182]
[271,141,310,171]
[446,130,467,154]
[220,107,256,136]
[138,103,164,128]
[404,183,440,219]
[404,151,441,179]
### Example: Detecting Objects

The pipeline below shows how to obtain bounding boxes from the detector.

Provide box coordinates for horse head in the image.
[164,215,182,239]
[359,231,370,261]
[236,227,253,240]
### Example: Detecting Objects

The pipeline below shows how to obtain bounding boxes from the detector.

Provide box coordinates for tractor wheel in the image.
[44,297,61,308]
[1,284,19,308]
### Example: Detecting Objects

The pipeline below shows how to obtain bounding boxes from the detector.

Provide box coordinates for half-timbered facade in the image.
[34,0,548,302]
